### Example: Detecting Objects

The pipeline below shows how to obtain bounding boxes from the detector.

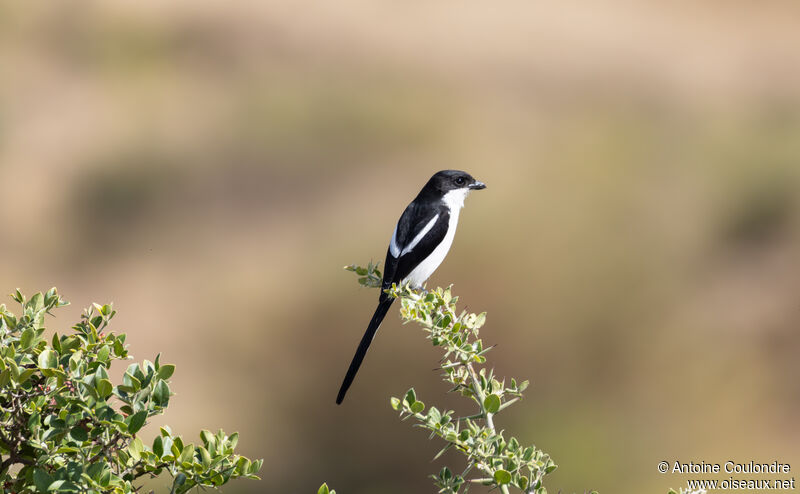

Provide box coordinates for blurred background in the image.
[1,1,799,492]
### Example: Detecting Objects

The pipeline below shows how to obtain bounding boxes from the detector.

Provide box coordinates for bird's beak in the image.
[468,181,486,190]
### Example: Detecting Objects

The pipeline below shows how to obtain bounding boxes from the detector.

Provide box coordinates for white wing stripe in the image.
[389,225,400,258]
[401,214,439,256]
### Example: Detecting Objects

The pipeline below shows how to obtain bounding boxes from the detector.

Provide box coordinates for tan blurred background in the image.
[1,1,799,493]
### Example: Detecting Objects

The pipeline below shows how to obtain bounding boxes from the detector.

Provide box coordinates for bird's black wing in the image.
[382,200,450,293]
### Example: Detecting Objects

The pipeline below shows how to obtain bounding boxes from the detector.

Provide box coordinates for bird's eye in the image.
[455,177,466,186]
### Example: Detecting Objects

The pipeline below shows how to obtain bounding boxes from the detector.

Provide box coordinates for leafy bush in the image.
[0,288,262,493]
[346,264,556,494]
[341,264,701,494]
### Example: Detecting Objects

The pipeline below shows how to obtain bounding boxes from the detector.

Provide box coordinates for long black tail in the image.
[336,297,395,404]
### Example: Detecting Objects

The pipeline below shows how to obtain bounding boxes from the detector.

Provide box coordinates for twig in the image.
[466,362,509,494]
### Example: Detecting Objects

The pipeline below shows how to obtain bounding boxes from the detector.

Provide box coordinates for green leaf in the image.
[95,378,113,398]
[20,327,35,349]
[96,345,110,363]
[179,444,195,464]
[404,388,416,405]
[236,457,252,475]
[3,312,17,329]
[123,371,141,391]
[318,483,330,494]
[493,469,511,485]
[160,435,174,459]
[113,339,125,356]
[7,360,19,380]
[410,401,425,414]
[38,348,58,369]
[171,473,187,493]
[390,397,401,410]
[33,468,53,492]
[99,468,112,487]
[17,369,36,384]
[153,380,170,406]
[127,410,147,434]
[47,480,66,491]
[51,332,62,353]
[27,411,41,432]
[128,438,143,461]
[44,287,58,307]
[153,435,164,457]
[170,438,183,457]
[197,445,211,468]
[156,364,175,380]
[229,431,239,449]
[28,292,44,312]
[69,425,88,442]
[522,447,534,461]
[87,462,104,481]
[200,429,214,447]
[95,364,109,381]
[66,335,83,352]
[484,394,501,414]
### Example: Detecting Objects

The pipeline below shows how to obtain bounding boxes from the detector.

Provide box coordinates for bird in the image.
[336,170,486,404]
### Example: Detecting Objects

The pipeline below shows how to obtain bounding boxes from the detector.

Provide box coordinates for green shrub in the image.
[346,264,556,494]
[0,288,262,493]
[340,264,700,494]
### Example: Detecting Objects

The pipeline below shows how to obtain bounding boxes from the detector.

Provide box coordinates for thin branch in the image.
[466,363,496,433]
[88,431,122,463]
[457,412,484,422]
[465,362,509,494]
[497,397,520,412]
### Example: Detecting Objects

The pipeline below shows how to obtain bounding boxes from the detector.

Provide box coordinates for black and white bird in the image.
[336,170,486,404]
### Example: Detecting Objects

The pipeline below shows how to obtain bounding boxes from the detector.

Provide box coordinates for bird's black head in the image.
[425,170,486,195]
